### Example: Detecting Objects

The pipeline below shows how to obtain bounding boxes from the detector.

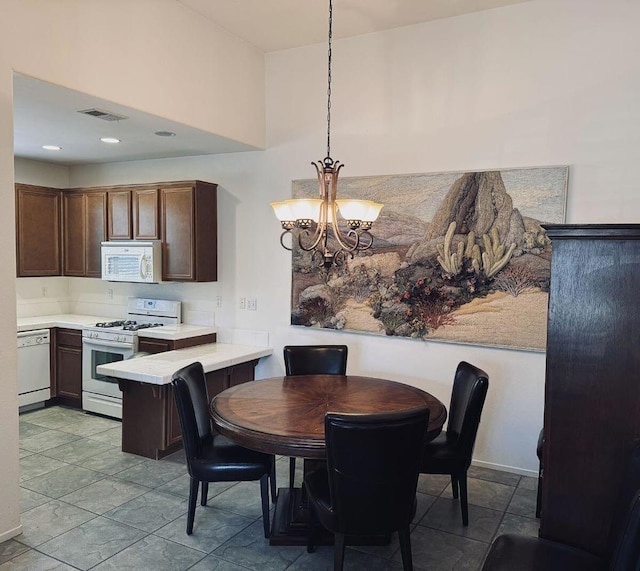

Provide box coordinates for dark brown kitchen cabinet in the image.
[63,190,107,277]
[160,181,217,282]
[52,328,83,408]
[541,224,640,557]
[15,184,61,277]
[107,189,132,239]
[132,187,160,239]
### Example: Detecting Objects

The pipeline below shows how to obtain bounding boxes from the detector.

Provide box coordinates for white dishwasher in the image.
[18,329,51,409]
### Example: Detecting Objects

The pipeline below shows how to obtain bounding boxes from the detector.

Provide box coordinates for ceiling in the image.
[13,0,529,166]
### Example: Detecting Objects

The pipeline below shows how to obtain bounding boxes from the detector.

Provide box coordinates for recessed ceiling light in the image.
[42,145,61,151]
[154,131,176,137]
[100,137,121,144]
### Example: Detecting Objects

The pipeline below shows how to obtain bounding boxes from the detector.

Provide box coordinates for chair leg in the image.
[260,473,271,538]
[334,532,346,571]
[270,457,277,503]
[289,457,296,488]
[459,471,469,526]
[536,466,543,518]
[307,502,317,554]
[187,477,199,535]
[201,481,209,506]
[450,474,459,499]
[398,527,414,571]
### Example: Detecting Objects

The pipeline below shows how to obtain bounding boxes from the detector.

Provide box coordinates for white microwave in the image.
[101,241,162,283]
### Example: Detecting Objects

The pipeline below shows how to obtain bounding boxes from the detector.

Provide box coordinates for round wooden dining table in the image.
[210,374,447,459]
[210,374,447,546]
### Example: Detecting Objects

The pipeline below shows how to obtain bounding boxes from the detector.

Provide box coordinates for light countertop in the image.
[97,343,273,385]
[138,324,216,341]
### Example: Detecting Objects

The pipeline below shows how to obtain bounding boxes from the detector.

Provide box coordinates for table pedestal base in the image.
[269,487,391,547]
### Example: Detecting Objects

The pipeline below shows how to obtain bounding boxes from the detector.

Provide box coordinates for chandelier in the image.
[271,0,383,269]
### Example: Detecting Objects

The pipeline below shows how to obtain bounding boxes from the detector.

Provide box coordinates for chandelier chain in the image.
[326,0,332,161]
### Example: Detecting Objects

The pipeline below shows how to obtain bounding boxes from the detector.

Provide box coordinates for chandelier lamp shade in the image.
[271,0,383,268]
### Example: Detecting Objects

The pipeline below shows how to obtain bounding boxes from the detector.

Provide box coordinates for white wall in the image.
[6,1,640,541]
[1,0,265,542]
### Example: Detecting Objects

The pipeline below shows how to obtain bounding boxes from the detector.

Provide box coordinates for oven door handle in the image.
[82,338,133,350]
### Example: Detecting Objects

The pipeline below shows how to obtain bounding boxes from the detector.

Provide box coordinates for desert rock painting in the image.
[290,166,568,351]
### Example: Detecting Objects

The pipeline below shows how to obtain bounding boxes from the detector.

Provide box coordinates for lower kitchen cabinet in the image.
[52,328,83,408]
[119,359,258,459]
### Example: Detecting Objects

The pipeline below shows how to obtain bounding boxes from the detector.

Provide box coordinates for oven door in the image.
[82,337,135,398]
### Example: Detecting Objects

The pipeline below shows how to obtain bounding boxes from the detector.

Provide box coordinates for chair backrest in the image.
[171,361,212,464]
[608,442,640,570]
[447,361,489,459]
[283,345,348,376]
[324,407,429,535]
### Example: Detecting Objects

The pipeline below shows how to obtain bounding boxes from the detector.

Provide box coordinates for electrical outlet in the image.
[239,297,246,310]
[41,287,47,297]
[107,288,114,300]
[216,296,223,308]
[247,298,257,311]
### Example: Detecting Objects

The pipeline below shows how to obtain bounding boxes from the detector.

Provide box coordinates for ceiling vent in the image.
[77,108,129,122]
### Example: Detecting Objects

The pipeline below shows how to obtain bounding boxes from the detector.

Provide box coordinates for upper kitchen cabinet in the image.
[15,184,61,277]
[107,189,132,240]
[160,181,218,282]
[132,187,160,240]
[63,190,107,277]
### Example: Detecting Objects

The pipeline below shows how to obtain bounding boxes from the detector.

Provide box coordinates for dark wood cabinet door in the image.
[542,224,640,556]
[54,328,83,408]
[85,191,107,277]
[15,184,61,276]
[161,185,195,281]
[107,190,132,240]
[137,338,173,354]
[132,188,160,240]
[63,193,86,276]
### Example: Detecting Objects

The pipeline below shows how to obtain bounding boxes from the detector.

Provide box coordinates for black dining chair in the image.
[419,361,489,526]
[482,442,640,571]
[283,344,348,487]
[304,407,430,571]
[171,361,276,537]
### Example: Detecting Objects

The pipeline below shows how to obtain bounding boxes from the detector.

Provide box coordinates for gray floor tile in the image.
[401,525,488,571]
[38,516,147,570]
[18,449,33,459]
[157,474,235,500]
[21,464,105,499]
[213,520,304,571]
[506,486,538,518]
[19,430,79,453]
[114,458,187,488]
[20,488,51,513]
[161,449,187,464]
[155,506,255,553]
[57,415,120,437]
[289,545,405,570]
[0,549,77,570]
[0,540,29,565]
[79,449,146,475]
[19,454,67,483]
[496,513,540,539]
[413,492,438,524]
[17,499,96,547]
[18,421,48,440]
[21,410,83,430]
[418,497,503,543]
[59,477,150,514]
[104,490,188,532]
[443,478,516,512]
[91,534,205,571]
[417,473,451,496]
[188,554,256,570]
[211,482,266,519]
[40,438,116,464]
[86,425,123,446]
[518,475,538,491]
[467,466,521,487]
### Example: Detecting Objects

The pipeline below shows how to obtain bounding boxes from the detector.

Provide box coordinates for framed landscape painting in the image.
[290,166,568,351]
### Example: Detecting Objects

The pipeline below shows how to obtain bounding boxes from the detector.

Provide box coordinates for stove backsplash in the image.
[16,276,218,327]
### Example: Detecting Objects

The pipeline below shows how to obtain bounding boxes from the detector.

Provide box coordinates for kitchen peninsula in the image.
[97,343,272,459]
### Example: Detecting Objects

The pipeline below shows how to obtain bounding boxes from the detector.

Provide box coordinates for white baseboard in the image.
[472,459,538,479]
[0,524,22,543]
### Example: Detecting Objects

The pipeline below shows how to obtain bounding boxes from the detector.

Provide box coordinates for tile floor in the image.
[1,406,540,570]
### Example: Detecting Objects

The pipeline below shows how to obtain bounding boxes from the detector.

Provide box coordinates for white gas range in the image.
[82,298,181,419]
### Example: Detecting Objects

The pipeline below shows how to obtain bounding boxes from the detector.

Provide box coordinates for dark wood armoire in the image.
[542,224,640,556]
